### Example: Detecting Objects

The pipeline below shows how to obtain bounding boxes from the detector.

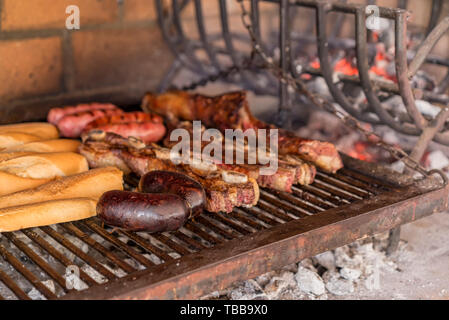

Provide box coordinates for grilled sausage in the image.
[84,112,163,128]
[83,112,166,143]
[97,190,189,232]
[47,103,119,125]
[57,109,124,138]
[139,171,206,217]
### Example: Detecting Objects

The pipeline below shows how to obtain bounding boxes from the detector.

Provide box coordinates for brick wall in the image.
[0,0,173,123]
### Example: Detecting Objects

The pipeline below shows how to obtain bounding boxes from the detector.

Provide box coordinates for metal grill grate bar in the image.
[0,243,57,299]
[117,230,174,263]
[2,232,68,292]
[39,226,117,280]
[80,220,155,268]
[0,267,30,300]
[151,234,192,255]
[61,223,136,274]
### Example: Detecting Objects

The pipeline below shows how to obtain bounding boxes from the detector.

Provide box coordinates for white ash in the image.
[27,287,46,300]
[426,150,449,171]
[295,266,325,296]
[324,271,355,296]
[80,264,107,285]
[216,231,403,300]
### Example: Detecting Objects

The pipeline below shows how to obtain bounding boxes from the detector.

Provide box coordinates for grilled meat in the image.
[57,108,125,138]
[162,121,316,190]
[142,91,343,173]
[47,103,119,125]
[83,112,166,143]
[79,132,259,213]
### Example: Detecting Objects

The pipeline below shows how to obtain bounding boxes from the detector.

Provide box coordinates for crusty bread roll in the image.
[3,139,81,153]
[0,152,36,162]
[0,132,43,150]
[0,122,58,140]
[0,172,52,196]
[0,198,97,232]
[0,152,89,196]
[0,167,123,209]
[0,152,88,179]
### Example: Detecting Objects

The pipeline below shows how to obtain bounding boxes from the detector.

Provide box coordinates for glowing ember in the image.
[347,141,376,162]
[334,57,358,76]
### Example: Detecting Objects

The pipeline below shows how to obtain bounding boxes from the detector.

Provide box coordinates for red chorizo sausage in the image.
[57,109,125,138]
[97,190,189,232]
[83,112,166,143]
[139,171,206,218]
[47,103,119,125]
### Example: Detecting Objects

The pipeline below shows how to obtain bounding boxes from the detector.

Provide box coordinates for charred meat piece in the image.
[162,121,316,190]
[79,132,259,213]
[142,91,343,173]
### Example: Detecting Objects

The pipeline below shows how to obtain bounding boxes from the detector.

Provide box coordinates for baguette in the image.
[0,172,52,196]
[0,198,97,232]
[0,167,123,209]
[0,152,36,162]
[0,132,43,150]
[3,139,81,153]
[0,122,59,140]
[0,152,89,196]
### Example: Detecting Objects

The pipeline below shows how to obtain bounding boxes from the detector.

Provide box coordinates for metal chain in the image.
[179,49,263,91]
[236,0,440,179]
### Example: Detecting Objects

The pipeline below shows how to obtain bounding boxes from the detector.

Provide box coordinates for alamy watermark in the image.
[169,121,279,175]
[365,5,380,30]
[66,5,80,30]
[65,265,82,290]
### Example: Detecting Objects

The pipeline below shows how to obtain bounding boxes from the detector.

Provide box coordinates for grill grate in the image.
[0,165,382,299]
[0,157,446,300]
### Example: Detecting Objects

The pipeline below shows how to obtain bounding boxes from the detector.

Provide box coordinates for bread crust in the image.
[0,167,123,208]
[3,139,81,153]
[0,198,97,232]
[0,123,59,140]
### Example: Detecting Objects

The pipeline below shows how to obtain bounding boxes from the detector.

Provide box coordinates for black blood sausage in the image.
[139,170,206,217]
[97,190,189,232]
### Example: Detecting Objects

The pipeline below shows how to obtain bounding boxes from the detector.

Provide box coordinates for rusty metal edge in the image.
[60,177,449,300]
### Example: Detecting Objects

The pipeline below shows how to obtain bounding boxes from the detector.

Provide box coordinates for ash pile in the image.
[202,231,403,300]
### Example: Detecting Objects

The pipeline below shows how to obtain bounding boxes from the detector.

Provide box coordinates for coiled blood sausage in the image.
[139,171,206,218]
[97,191,189,232]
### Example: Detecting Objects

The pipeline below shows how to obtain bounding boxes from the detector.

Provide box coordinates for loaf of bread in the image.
[0,152,89,196]
[0,198,97,232]
[0,152,36,162]
[0,167,123,209]
[0,132,43,150]
[3,139,81,153]
[0,122,59,140]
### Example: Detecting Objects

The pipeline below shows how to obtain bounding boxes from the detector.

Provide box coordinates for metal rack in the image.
[156,0,449,156]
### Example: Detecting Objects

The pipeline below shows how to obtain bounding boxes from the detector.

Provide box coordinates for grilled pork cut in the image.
[162,121,316,191]
[142,91,343,173]
[79,132,259,213]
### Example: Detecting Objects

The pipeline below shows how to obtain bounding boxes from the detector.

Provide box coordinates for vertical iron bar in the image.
[194,0,221,71]
[427,0,443,36]
[395,10,427,130]
[278,0,291,129]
